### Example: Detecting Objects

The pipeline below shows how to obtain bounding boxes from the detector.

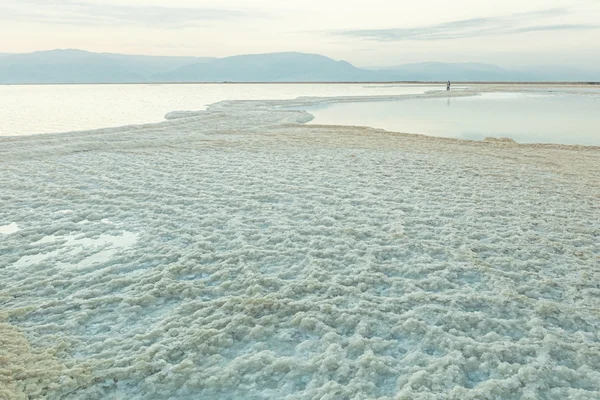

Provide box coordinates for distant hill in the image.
[515,65,599,82]
[0,49,597,83]
[0,49,214,84]
[155,52,375,82]
[367,62,511,81]
[368,62,598,82]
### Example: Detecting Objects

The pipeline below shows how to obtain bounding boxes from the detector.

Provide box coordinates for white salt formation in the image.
[0,87,599,399]
[0,223,20,235]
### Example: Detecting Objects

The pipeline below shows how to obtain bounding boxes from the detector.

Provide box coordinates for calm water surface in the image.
[303,92,600,145]
[0,83,436,136]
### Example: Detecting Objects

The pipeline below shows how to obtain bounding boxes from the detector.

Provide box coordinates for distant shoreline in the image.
[1,81,599,86]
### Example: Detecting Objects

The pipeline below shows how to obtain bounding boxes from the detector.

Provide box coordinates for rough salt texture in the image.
[1,87,599,399]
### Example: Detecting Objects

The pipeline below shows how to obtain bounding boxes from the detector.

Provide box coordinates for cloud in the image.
[331,9,600,42]
[0,0,262,28]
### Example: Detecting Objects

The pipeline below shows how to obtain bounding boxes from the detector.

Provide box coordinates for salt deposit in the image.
[0,223,20,235]
[0,86,599,399]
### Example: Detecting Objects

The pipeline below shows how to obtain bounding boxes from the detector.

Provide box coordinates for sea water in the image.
[0,83,437,136]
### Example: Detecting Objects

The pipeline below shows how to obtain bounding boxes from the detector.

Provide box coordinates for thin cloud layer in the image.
[1,0,261,28]
[332,8,599,41]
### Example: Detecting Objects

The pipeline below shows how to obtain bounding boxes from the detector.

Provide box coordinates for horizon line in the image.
[1,48,597,71]
[3,81,599,86]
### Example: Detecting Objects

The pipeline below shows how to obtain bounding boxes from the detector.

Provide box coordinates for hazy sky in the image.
[1,0,599,68]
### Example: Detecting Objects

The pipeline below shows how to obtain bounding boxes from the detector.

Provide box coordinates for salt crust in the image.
[0,86,599,399]
[0,223,20,235]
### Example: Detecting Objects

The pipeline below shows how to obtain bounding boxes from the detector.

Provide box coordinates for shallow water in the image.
[0,83,436,136]
[302,91,600,145]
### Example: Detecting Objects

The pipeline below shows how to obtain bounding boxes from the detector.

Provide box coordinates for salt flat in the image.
[1,86,599,399]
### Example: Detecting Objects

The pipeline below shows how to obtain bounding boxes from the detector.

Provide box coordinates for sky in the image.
[1,0,599,69]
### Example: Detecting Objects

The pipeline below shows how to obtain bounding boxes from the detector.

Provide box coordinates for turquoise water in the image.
[303,92,600,145]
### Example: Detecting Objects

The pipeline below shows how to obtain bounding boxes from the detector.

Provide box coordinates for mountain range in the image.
[0,49,597,84]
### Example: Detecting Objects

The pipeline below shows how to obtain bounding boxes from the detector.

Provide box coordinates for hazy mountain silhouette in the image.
[0,49,596,83]
[369,62,597,82]
[367,62,511,81]
[0,49,213,84]
[155,52,374,82]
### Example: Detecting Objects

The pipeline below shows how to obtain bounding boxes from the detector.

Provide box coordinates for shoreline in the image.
[2,81,599,86]
[2,86,599,187]
[0,80,600,86]
[2,84,600,148]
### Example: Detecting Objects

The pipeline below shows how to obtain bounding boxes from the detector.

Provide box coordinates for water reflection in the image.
[303,92,600,145]
[0,83,438,136]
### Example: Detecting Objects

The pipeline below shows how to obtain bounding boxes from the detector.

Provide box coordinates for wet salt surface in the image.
[14,231,138,271]
[301,91,600,145]
[0,87,599,399]
[0,222,20,234]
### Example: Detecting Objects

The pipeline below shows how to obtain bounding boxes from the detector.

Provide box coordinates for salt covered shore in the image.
[1,87,599,399]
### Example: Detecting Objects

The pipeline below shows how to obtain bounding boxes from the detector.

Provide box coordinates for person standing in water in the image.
[447,81,451,91]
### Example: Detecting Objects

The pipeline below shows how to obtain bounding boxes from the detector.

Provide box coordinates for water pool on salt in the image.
[300,91,600,145]
[0,89,599,399]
